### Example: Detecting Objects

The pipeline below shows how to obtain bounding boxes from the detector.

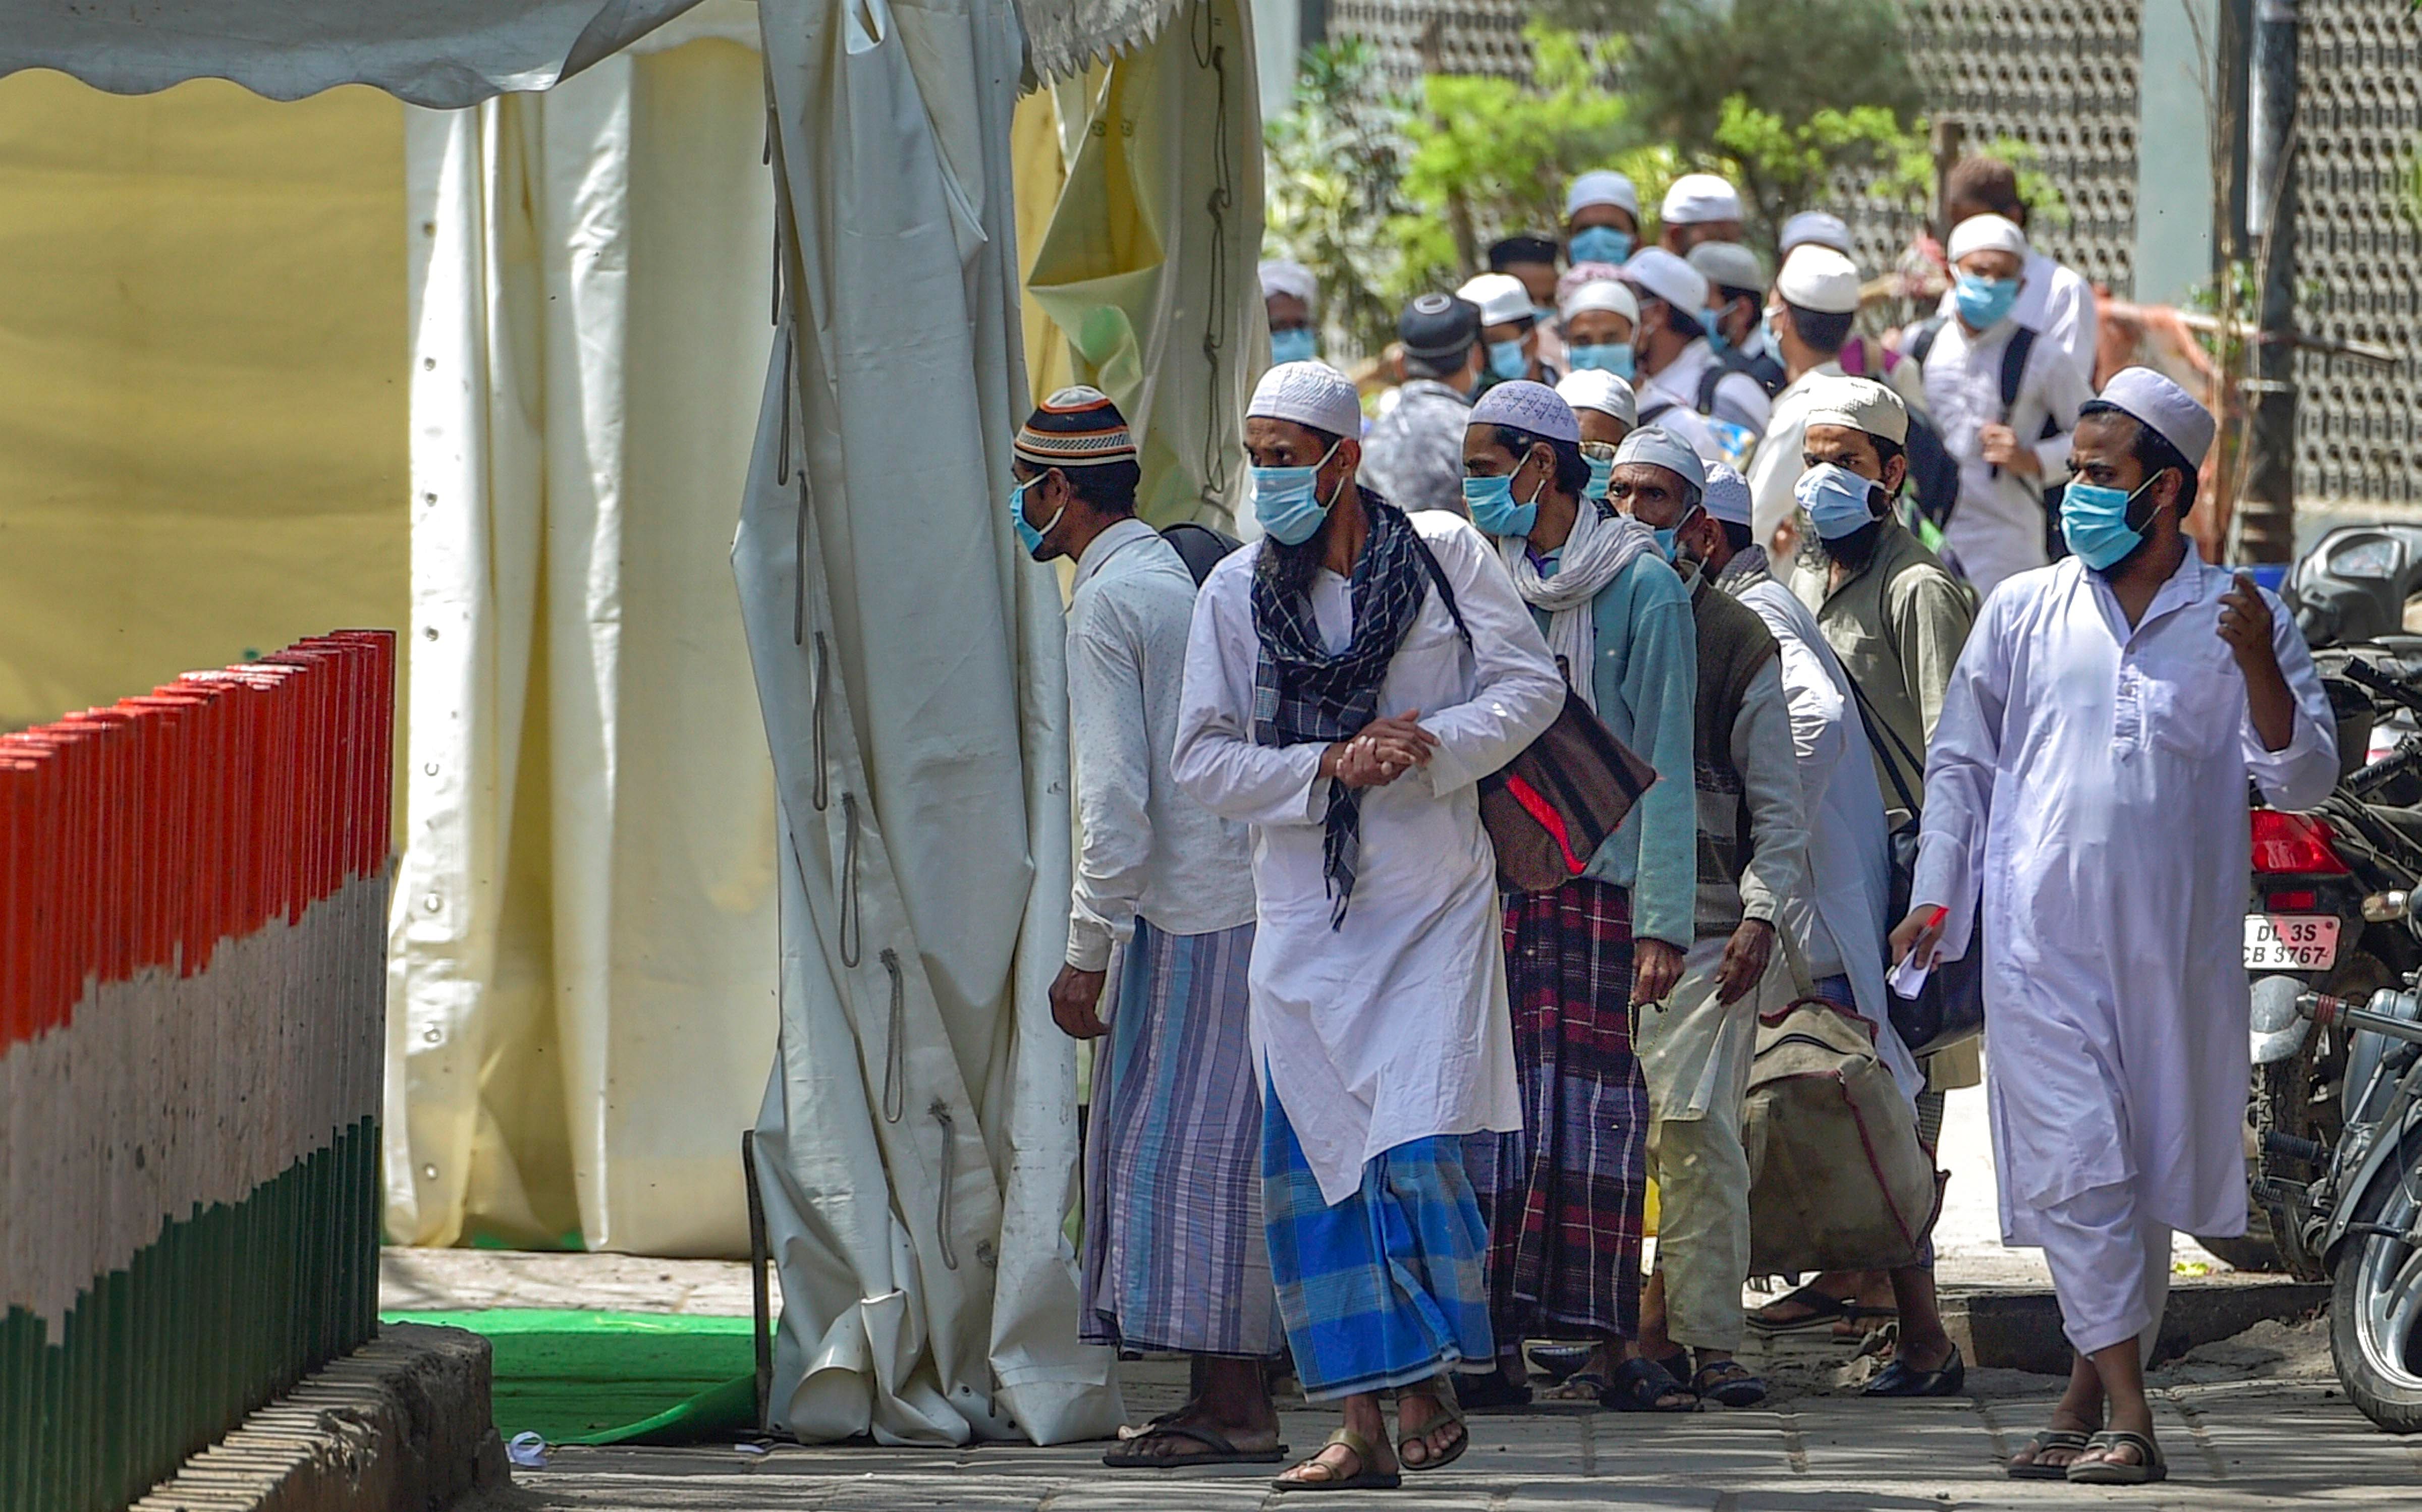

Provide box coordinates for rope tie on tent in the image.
[931,1100,960,1269]
[879,948,906,1123]
[1191,0,1237,528]
[838,792,863,968]
[809,633,830,811]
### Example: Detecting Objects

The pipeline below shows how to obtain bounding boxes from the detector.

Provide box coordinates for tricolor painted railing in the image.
[1,633,395,1512]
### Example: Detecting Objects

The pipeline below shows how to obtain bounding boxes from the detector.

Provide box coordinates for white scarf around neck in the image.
[1496,501,1656,711]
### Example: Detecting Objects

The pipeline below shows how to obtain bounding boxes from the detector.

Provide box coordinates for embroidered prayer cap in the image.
[1621,248,1709,317]
[1015,386,1138,470]
[1398,293,1481,363]
[1489,233,1560,270]
[1613,425,1708,493]
[1565,169,1641,221]
[1702,463,1753,527]
[1776,245,1862,315]
[1946,212,2029,264]
[1688,240,1766,299]
[1801,375,1909,445]
[1259,258,1318,309]
[1248,361,1363,439]
[1780,211,1853,256]
[1469,380,1580,444]
[1557,370,1637,428]
[1456,272,1534,328]
[1558,274,1639,325]
[1661,173,1743,226]
[2096,366,2217,465]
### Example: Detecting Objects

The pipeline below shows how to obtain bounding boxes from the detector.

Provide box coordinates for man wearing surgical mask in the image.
[1454,383,1699,1414]
[1261,258,1322,366]
[1459,272,1559,392]
[1913,213,2095,595]
[1557,267,1640,382]
[1565,169,1643,269]
[1174,361,1563,1490]
[1607,429,1810,1409]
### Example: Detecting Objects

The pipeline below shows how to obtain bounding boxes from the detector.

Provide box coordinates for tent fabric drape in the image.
[1024,0,1262,534]
[734,0,1121,1447]
[1015,0,1187,81]
[389,28,781,1257]
[0,0,712,107]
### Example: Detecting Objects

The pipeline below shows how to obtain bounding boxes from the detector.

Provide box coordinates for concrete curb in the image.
[131,1323,506,1512]
[1946,1276,2331,1374]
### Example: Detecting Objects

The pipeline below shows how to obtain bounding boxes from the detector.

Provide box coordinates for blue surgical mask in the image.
[1270,327,1317,365]
[1249,440,1343,546]
[1569,226,1633,266]
[1487,339,1528,382]
[1652,526,1678,560]
[1463,457,1546,538]
[1532,304,1560,331]
[2061,475,2163,572]
[1567,342,1635,379]
[1008,474,1062,558]
[1705,314,1734,356]
[1582,449,1615,502]
[1953,272,2021,329]
[1798,462,1881,540]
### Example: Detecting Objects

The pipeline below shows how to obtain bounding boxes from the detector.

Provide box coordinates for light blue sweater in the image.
[1528,550,1700,949]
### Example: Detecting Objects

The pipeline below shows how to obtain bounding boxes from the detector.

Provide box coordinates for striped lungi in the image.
[1465,876,1650,1341]
[1262,1087,1494,1400]
[1080,918,1281,1358]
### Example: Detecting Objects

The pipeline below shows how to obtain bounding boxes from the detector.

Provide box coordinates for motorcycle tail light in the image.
[2268,889,2319,911]
[2251,810,2352,875]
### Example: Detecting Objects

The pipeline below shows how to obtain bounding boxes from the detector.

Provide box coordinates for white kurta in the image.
[1733,569,1919,1099]
[1172,510,1565,1205]
[1911,550,2338,1245]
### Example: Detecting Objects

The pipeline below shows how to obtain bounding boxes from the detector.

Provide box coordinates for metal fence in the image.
[1,632,395,1512]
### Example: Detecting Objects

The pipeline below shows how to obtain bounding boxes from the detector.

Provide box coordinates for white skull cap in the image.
[1661,173,1743,226]
[2096,366,2217,465]
[1946,213,2029,263]
[1565,169,1642,221]
[1621,249,1709,318]
[1248,361,1362,439]
[1801,375,1909,445]
[1470,380,1580,443]
[1612,425,1708,493]
[1780,211,1853,256]
[1259,258,1318,310]
[1775,246,1863,315]
[1557,370,1637,428]
[1702,462,1753,527]
[1456,272,1534,328]
[1687,240,1766,297]
[1559,276,1639,325]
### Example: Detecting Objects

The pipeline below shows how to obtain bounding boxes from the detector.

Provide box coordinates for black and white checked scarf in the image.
[1250,494,1431,927]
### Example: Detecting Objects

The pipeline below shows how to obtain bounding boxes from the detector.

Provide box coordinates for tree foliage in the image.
[1261,40,1419,357]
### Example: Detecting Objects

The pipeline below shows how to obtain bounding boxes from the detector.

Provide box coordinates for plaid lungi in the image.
[1464,877,1650,1341]
[1262,1085,1495,1400]
[1081,919,1281,1357]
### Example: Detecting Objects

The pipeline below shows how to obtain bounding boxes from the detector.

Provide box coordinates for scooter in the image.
[2287,962,2422,1431]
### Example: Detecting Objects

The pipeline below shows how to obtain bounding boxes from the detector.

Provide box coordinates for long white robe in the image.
[1732,569,1919,1099]
[1910,549,2338,1245]
[1172,510,1564,1206]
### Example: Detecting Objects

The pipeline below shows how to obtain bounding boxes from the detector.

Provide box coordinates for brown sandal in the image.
[1272,1428,1401,1492]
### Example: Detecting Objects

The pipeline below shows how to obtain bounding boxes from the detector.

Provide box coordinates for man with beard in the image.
[1173,361,1564,1490]
[1895,369,2335,1481]
[1759,377,1971,1395]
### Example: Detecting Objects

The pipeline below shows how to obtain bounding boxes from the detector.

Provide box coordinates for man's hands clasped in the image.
[1323,712,1440,790]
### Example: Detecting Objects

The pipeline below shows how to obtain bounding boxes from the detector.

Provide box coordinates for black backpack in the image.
[1705,345,1787,403]
[1160,521,1241,586]
[1903,316,2066,559]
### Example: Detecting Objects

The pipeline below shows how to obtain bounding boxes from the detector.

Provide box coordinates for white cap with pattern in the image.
[1248,361,1362,438]
[1702,462,1753,527]
[2096,366,2218,465]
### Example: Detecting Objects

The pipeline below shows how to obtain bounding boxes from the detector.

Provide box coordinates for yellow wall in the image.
[0,71,407,729]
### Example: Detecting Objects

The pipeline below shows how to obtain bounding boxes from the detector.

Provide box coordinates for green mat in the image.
[382,1309,757,1446]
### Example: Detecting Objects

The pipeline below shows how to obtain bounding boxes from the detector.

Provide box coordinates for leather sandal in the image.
[1396,1389,1468,1472]
[1272,1428,1401,1492]
[1861,1342,1966,1397]
[2066,1429,2167,1485]
[2005,1428,2095,1480]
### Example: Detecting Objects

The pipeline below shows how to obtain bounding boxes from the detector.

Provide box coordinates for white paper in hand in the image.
[1887,949,1933,999]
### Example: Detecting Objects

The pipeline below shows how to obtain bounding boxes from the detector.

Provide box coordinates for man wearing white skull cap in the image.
[1658,173,1744,253]
[1895,365,2337,1483]
[1913,211,2097,596]
[1261,259,1321,366]
[1565,170,1643,267]
[1176,360,1563,1487]
[1749,246,1921,546]
[1931,154,2100,388]
[1624,250,1773,466]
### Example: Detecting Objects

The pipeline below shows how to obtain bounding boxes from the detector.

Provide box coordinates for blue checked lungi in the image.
[1081,919,1282,1357]
[1262,1082,1495,1399]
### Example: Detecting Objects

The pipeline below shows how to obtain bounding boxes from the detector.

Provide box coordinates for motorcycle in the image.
[2232,656,2422,1277]
[2286,968,2422,1431]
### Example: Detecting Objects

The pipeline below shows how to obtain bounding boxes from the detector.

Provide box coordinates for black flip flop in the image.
[2066,1429,2167,1485]
[2005,1428,2095,1480]
[1104,1422,1287,1469]
[1745,1286,1854,1336]
[1691,1360,1769,1409]
[1604,1356,1699,1413]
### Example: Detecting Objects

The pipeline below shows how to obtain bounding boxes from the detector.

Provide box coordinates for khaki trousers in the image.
[1639,938,1762,1353]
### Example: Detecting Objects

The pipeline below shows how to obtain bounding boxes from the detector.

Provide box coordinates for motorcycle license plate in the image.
[2244,914,2341,971]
